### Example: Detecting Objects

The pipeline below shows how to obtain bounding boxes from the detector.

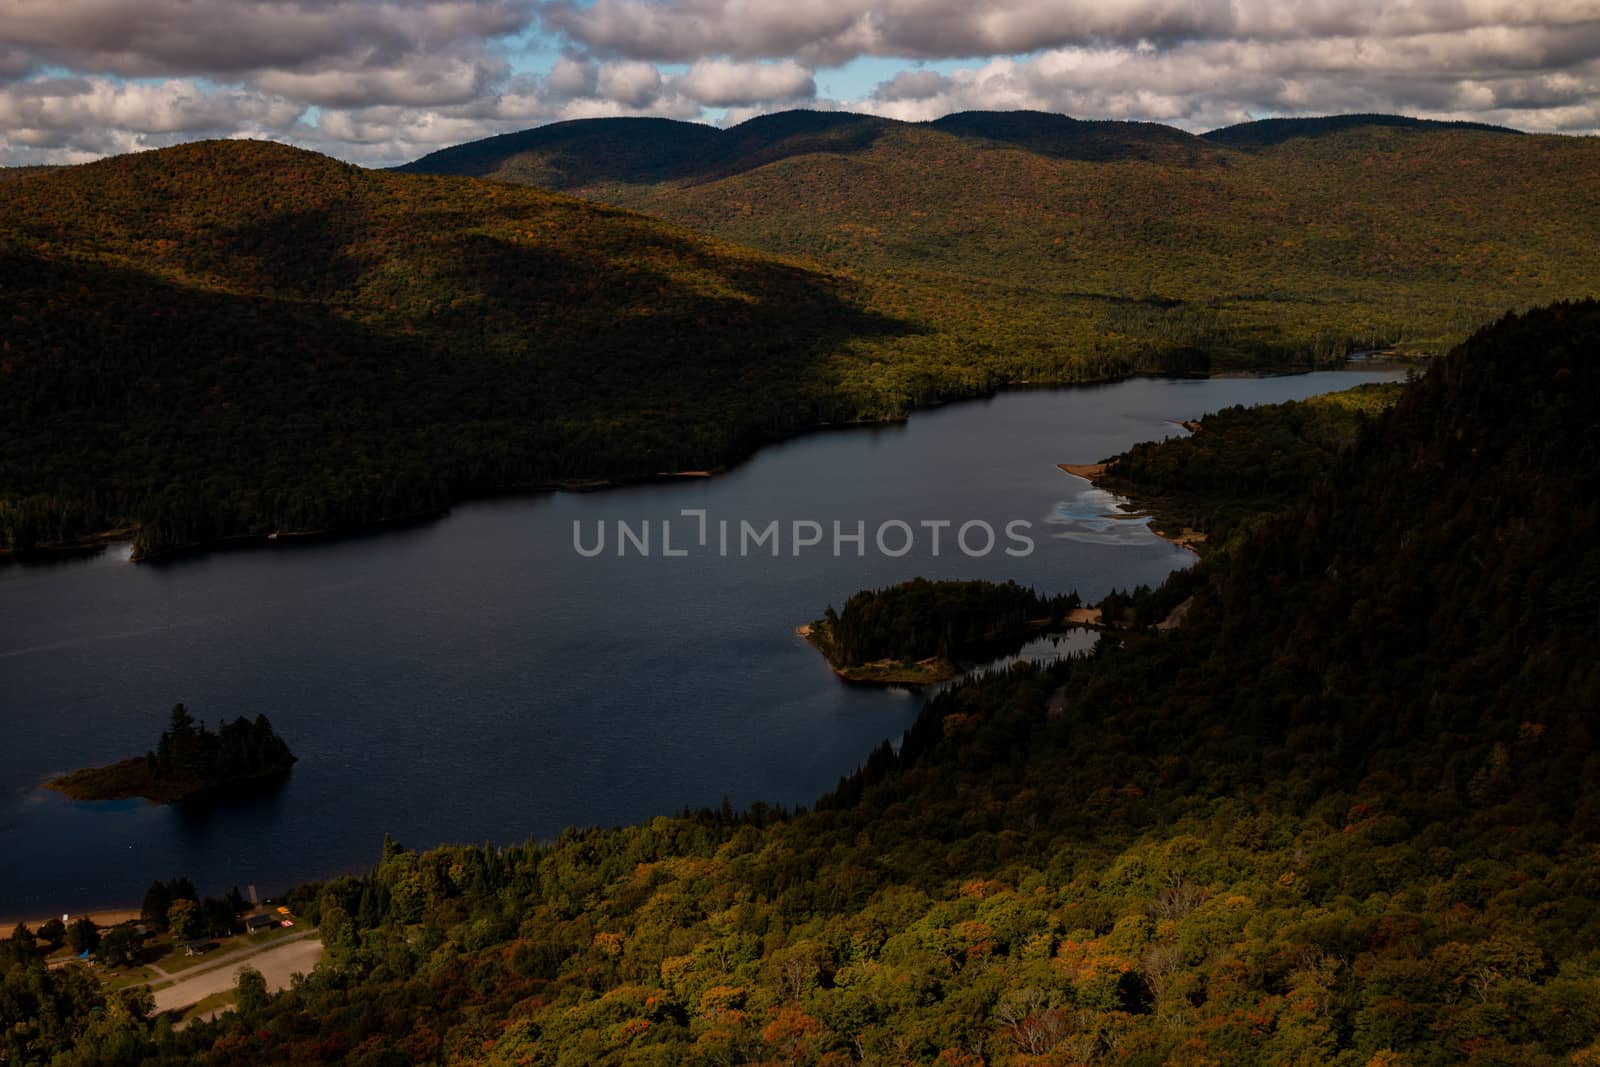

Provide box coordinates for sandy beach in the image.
[2,908,142,931]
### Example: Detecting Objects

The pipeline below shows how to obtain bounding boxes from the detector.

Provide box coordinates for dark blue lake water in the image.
[0,369,1402,913]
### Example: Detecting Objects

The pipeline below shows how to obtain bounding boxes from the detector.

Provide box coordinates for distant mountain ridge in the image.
[399,108,1528,184]
[929,109,1218,162]
[398,107,1241,184]
[402,106,1600,378]
[1203,112,1520,149]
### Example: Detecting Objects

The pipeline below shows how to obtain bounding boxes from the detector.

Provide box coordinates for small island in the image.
[803,578,1081,685]
[48,704,297,804]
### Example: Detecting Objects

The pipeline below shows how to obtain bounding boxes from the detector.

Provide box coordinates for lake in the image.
[0,369,1403,913]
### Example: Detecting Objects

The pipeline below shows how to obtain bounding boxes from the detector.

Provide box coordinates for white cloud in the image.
[0,77,305,162]
[546,54,598,96]
[539,0,874,65]
[677,59,815,106]
[254,53,506,108]
[538,0,1600,64]
[851,28,1600,133]
[873,68,947,101]
[596,60,664,106]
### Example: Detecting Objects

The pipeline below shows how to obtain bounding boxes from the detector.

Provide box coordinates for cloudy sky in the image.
[2,0,1597,166]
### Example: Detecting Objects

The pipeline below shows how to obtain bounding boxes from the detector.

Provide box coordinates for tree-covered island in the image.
[48,704,297,804]
[803,578,1083,684]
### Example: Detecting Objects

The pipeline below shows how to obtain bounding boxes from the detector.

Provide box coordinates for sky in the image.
[1,0,1597,167]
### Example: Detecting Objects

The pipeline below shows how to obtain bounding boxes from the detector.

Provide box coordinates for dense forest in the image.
[7,302,1597,1064]
[806,579,1081,682]
[1096,381,1404,547]
[48,703,296,803]
[5,112,1598,559]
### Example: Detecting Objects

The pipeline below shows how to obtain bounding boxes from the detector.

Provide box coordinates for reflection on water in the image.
[978,629,1100,673]
[920,628,1101,704]
[1046,486,1164,547]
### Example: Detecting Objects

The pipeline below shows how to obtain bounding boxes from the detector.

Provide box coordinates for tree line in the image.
[810,578,1082,667]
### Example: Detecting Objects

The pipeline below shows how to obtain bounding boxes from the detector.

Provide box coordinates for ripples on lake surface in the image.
[0,370,1402,911]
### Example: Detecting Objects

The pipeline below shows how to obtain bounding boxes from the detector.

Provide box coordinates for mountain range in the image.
[403,108,1596,363]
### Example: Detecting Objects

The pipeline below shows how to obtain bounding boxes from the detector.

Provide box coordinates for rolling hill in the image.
[0,139,904,556]
[1202,112,1519,149]
[405,108,1600,371]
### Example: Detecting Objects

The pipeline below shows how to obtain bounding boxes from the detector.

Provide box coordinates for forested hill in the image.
[399,109,1226,183]
[1203,113,1518,149]
[1086,299,1600,797]
[11,304,1594,1065]
[0,165,57,183]
[0,140,902,557]
[402,109,1600,368]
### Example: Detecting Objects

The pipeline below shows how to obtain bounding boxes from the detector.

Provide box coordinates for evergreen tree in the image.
[65,917,98,955]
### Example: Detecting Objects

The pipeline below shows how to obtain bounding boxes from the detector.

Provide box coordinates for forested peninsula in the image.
[1073,380,1406,552]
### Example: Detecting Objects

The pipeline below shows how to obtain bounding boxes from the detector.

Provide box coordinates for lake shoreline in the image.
[799,621,960,686]
[46,759,296,806]
[0,907,142,932]
[1,362,1383,566]
[799,614,1101,687]
[1057,463,1208,552]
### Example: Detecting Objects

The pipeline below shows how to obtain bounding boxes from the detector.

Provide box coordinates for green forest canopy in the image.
[405,109,1600,371]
